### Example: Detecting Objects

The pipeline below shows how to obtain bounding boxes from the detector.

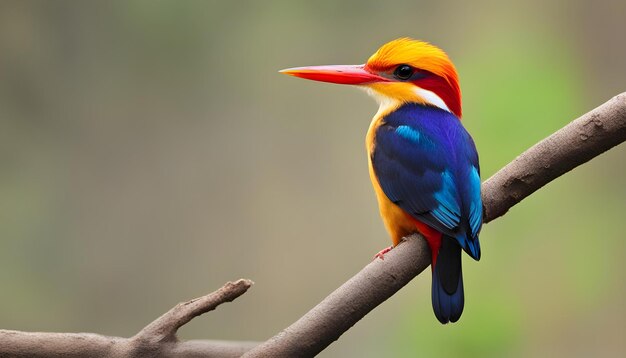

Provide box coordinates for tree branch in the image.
[242,93,626,357]
[242,234,430,358]
[482,92,626,222]
[0,279,258,357]
[1,93,624,357]
[135,279,253,344]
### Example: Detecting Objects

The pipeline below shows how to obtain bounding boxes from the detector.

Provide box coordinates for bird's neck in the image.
[364,86,456,121]
[363,88,402,121]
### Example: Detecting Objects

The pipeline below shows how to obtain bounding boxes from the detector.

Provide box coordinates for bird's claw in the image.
[374,245,394,260]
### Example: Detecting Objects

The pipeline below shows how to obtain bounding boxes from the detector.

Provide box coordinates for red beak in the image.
[279,64,388,85]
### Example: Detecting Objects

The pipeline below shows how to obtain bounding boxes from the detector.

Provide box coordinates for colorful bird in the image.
[280,38,482,324]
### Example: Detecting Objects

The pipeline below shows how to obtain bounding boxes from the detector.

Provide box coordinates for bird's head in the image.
[280,38,462,118]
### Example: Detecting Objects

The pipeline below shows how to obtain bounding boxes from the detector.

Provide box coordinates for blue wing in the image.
[372,104,482,259]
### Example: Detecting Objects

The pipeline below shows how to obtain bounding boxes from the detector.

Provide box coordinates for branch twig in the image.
[1,93,624,357]
[242,93,626,357]
[0,279,258,357]
[135,279,253,344]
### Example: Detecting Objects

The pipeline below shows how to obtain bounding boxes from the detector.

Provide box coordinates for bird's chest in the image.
[366,116,419,244]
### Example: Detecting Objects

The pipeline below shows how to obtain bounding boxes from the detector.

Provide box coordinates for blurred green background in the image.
[1,0,624,357]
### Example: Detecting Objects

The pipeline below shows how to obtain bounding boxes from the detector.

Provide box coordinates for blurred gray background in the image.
[0,1,624,357]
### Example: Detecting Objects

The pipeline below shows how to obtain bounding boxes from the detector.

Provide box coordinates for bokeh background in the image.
[1,1,624,357]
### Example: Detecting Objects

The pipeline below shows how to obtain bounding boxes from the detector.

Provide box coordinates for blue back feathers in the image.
[372,103,482,260]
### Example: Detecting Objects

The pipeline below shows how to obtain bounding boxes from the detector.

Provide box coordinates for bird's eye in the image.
[393,64,414,80]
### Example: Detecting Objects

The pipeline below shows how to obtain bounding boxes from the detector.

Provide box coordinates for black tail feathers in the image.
[431,236,464,324]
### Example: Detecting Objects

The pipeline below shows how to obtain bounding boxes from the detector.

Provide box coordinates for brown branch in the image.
[1,94,624,357]
[482,92,626,222]
[243,234,429,358]
[242,93,626,357]
[0,279,258,357]
[135,279,253,344]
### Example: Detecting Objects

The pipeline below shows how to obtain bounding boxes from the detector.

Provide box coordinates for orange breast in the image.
[366,111,442,251]
[366,112,415,246]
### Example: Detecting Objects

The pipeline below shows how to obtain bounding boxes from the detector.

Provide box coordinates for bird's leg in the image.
[374,245,394,260]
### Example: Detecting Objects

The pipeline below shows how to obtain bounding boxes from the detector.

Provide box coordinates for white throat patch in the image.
[361,85,451,120]
[362,87,401,120]
[414,88,451,113]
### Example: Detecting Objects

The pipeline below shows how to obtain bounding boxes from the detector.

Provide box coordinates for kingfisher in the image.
[280,38,482,324]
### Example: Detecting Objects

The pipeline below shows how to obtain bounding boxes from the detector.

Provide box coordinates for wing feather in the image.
[371,104,482,259]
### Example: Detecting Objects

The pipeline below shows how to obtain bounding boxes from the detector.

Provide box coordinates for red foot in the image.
[374,245,394,260]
